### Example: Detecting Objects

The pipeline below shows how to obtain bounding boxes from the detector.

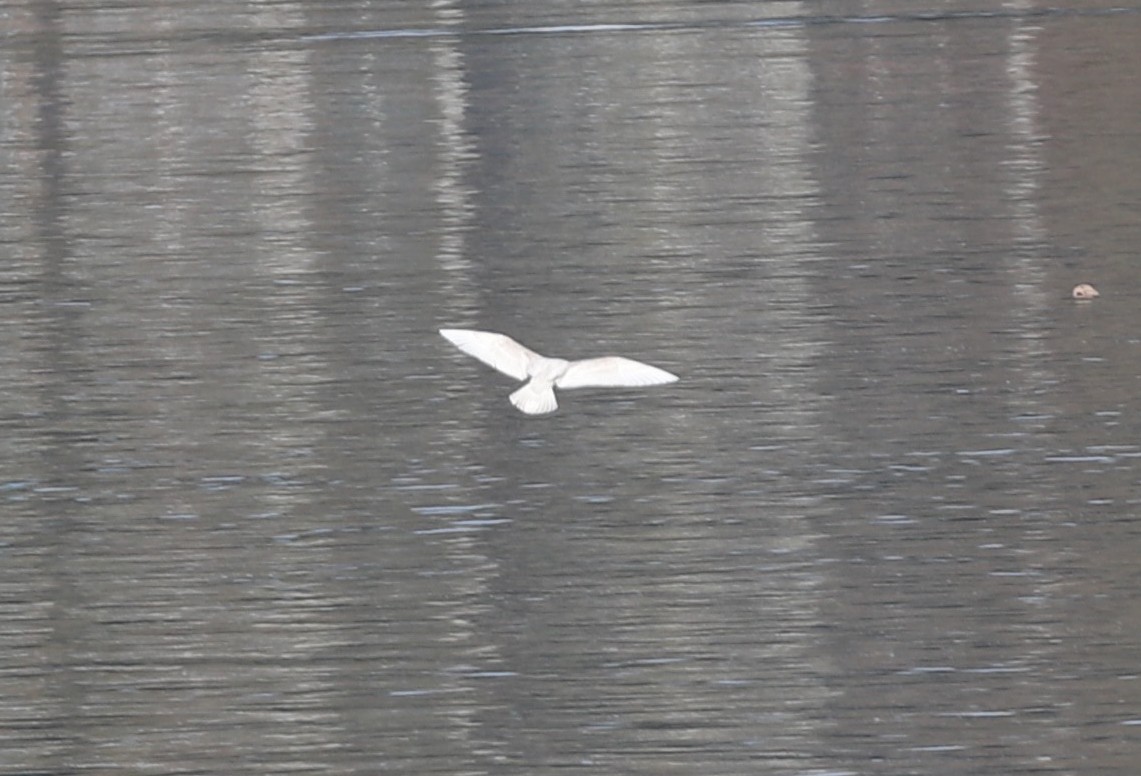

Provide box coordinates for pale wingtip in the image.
[439,327,478,348]
[641,365,679,385]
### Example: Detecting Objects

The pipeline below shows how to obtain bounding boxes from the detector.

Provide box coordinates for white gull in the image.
[440,328,678,415]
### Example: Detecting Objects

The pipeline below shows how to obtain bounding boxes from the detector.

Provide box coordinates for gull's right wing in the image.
[556,357,678,389]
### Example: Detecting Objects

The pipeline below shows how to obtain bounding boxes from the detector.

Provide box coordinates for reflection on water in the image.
[4,0,1141,773]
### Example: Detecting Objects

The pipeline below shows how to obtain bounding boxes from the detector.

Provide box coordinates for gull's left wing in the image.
[439,329,540,382]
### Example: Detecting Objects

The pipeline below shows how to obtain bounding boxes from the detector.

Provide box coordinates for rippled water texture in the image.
[3,1,1141,773]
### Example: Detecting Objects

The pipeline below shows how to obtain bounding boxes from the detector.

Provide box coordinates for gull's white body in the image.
[440,328,678,414]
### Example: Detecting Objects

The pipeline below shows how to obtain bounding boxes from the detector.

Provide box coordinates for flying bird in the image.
[439,328,678,415]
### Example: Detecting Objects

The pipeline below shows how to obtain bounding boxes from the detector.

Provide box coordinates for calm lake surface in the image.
[4,1,1141,773]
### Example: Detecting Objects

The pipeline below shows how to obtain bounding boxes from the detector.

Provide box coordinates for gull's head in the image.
[1072,283,1099,300]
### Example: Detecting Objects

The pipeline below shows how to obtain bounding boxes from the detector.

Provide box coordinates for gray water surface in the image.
[4,1,1141,774]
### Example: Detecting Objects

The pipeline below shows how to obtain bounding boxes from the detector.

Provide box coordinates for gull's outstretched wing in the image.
[439,329,541,382]
[556,357,678,389]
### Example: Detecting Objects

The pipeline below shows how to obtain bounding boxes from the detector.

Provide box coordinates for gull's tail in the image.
[509,380,558,415]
